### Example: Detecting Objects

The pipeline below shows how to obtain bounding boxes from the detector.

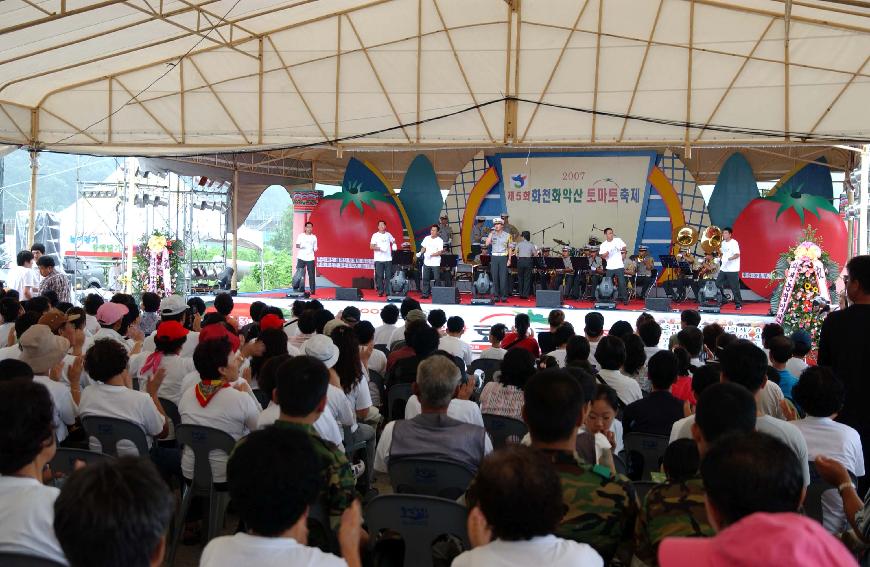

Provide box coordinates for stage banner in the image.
[213,296,770,356]
[491,151,656,252]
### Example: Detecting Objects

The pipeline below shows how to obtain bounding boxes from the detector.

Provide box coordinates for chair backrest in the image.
[251,388,271,410]
[482,414,528,450]
[632,480,660,504]
[307,499,339,554]
[374,344,390,357]
[158,397,181,428]
[387,382,413,421]
[623,433,670,481]
[365,494,470,567]
[389,459,475,500]
[368,370,386,407]
[804,461,846,525]
[50,447,111,476]
[391,340,407,352]
[468,358,500,382]
[613,452,628,476]
[81,416,150,457]
[175,424,237,490]
[0,553,66,567]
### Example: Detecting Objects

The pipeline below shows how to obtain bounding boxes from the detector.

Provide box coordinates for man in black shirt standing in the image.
[819,255,870,492]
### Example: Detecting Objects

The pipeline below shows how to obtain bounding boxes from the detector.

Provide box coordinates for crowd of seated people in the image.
[4,256,870,567]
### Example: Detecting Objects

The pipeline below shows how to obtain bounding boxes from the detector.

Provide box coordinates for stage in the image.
[210,288,774,355]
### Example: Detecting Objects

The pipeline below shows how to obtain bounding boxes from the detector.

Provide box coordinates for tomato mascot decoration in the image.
[732,190,847,298]
[309,184,404,288]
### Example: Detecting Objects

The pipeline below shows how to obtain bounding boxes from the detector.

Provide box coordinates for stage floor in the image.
[237,287,772,317]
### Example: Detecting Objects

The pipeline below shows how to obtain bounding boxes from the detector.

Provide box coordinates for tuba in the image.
[700,226,723,254]
[672,225,699,248]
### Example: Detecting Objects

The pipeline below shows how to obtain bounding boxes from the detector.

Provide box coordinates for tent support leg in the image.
[231,166,239,291]
[27,151,38,247]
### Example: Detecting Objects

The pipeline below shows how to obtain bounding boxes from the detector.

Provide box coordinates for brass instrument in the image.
[672,225,699,248]
[697,259,717,280]
[700,226,722,254]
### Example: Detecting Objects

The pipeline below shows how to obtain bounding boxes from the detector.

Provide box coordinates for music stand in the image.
[392,250,412,266]
[544,257,565,270]
[677,261,693,277]
[574,256,591,273]
[439,254,458,268]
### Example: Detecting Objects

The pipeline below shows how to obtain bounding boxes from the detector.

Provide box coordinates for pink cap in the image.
[96,302,129,325]
[659,513,858,567]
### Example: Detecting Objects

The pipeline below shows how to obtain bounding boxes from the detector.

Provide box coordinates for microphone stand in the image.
[531,220,565,247]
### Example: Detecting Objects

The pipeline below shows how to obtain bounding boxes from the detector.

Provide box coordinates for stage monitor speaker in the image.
[536,290,562,308]
[352,277,374,290]
[432,286,459,305]
[645,297,672,312]
[336,287,363,301]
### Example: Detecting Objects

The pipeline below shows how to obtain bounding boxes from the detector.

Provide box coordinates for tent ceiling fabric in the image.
[1,0,869,155]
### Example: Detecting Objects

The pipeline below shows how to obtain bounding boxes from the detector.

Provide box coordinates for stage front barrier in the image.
[207,296,771,355]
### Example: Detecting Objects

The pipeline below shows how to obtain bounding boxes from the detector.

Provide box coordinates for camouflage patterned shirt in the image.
[634,476,714,566]
[537,448,637,563]
[270,420,356,519]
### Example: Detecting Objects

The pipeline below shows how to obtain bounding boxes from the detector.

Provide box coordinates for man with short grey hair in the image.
[374,355,491,474]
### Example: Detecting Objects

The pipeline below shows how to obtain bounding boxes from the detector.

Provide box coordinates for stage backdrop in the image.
[489,151,657,251]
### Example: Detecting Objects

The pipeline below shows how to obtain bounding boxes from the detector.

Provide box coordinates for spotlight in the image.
[594,279,617,310]
[698,280,723,313]
[471,271,494,305]
[387,269,409,302]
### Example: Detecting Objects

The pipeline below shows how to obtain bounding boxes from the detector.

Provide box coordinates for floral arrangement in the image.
[769,226,839,349]
[133,229,184,297]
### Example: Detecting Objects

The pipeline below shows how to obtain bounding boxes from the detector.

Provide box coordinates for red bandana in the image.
[194,379,230,407]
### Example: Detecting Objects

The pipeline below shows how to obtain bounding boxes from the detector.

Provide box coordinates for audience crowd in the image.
[2,254,870,566]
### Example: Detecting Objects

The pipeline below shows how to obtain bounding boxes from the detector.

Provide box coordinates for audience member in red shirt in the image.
[500,313,540,358]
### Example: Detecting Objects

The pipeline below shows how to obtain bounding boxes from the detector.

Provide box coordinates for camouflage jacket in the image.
[271,420,356,518]
[538,449,637,563]
[634,476,714,566]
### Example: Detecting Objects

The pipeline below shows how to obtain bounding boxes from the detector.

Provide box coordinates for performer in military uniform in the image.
[514,230,537,299]
[485,217,512,302]
[501,213,520,240]
[550,246,577,297]
[582,245,604,298]
[634,245,655,299]
[692,251,720,300]
[470,216,488,259]
[664,247,696,300]
[437,214,453,252]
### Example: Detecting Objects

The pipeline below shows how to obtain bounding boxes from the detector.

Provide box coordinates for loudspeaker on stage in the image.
[432,286,460,305]
[645,297,672,312]
[536,290,561,308]
[336,287,363,301]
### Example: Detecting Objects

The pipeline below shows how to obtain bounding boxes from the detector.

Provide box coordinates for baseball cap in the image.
[790,330,812,349]
[405,309,427,324]
[198,323,240,352]
[96,302,129,326]
[475,216,484,221]
[638,245,649,251]
[160,295,188,317]
[658,512,857,567]
[341,306,361,324]
[589,245,600,252]
[323,318,347,337]
[155,320,189,341]
[19,325,70,374]
[304,334,340,369]
[493,217,504,225]
[259,314,285,331]
[39,310,72,333]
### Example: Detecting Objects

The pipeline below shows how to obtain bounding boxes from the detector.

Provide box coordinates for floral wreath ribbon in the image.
[774,242,831,325]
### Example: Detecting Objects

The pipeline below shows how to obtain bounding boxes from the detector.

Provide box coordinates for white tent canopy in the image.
[1,0,868,156]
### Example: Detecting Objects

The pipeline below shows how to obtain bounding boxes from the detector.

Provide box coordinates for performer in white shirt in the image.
[7,250,39,299]
[369,220,397,297]
[716,226,743,309]
[418,224,444,299]
[599,227,628,305]
[294,221,318,295]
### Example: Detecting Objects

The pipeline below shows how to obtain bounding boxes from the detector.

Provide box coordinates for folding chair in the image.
[387,382,413,421]
[251,388,271,410]
[482,414,528,450]
[367,369,387,410]
[623,433,669,481]
[158,397,181,429]
[81,416,150,457]
[804,462,856,525]
[389,459,475,500]
[308,499,339,554]
[374,344,390,358]
[366,494,470,567]
[167,425,236,566]
[468,358,501,383]
[0,553,66,567]
[49,447,111,476]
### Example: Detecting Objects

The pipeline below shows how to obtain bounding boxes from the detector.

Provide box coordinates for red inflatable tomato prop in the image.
[309,188,404,287]
[732,191,847,298]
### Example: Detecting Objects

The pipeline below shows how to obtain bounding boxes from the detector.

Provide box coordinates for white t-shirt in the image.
[179,385,260,483]
[452,535,603,567]
[719,238,741,272]
[78,382,165,456]
[180,371,260,406]
[370,231,396,262]
[420,235,444,267]
[599,238,626,270]
[256,402,344,451]
[439,335,473,366]
[374,418,493,473]
[758,380,786,420]
[136,354,198,405]
[373,323,396,346]
[794,416,865,533]
[86,327,134,353]
[0,322,14,348]
[0,476,67,566]
[85,314,100,336]
[548,348,568,367]
[6,265,38,298]
[295,233,318,262]
[757,415,810,486]
[327,384,357,431]
[33,375,77,443]
[346,375,373,414]
[404,395,485,426]
[0,343,20,362]
[786,357,809,379]
[388,325,407,348]
[597,369,642,405]
[479,346,506,360]
[670,414,695,443]
[142,330,200,357]
[366,348,387,376]
[201,532,346,567]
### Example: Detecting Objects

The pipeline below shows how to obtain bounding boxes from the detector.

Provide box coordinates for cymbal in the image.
[553,238,569,246]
